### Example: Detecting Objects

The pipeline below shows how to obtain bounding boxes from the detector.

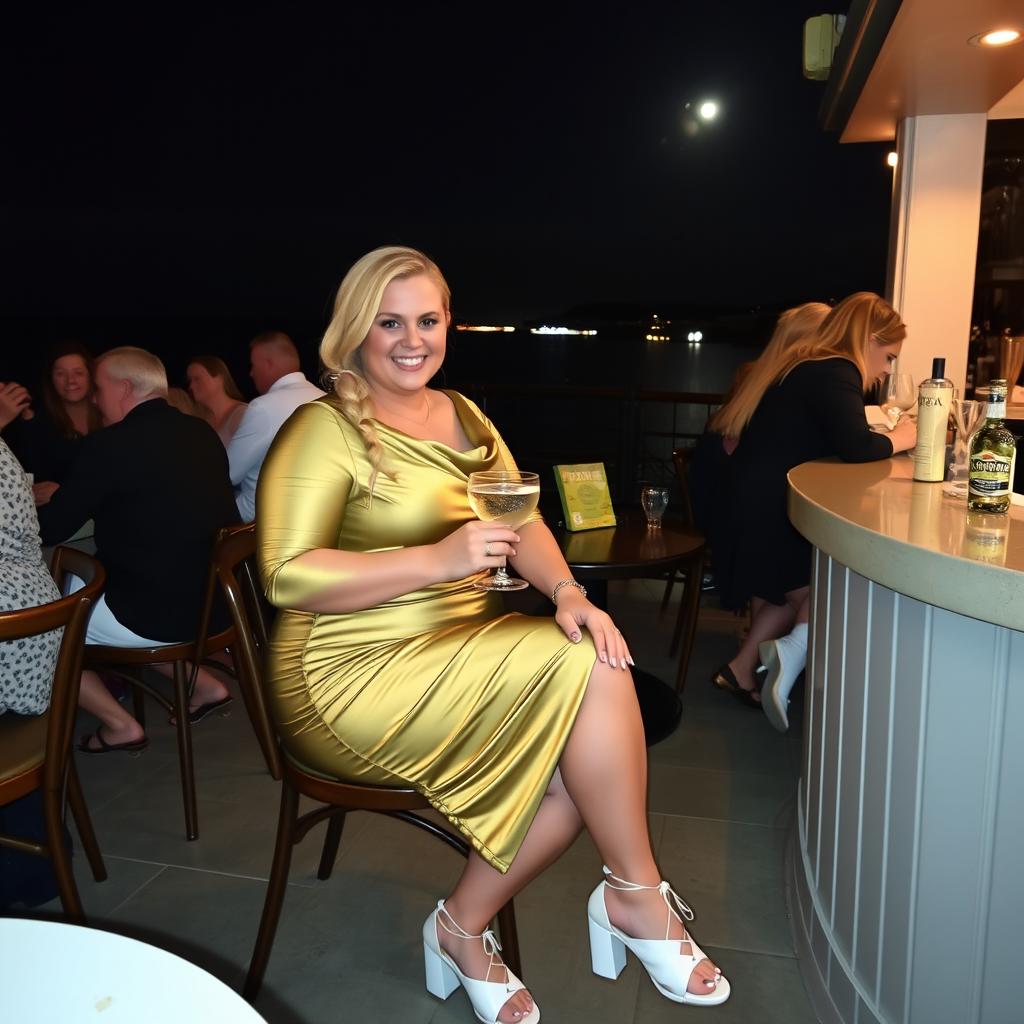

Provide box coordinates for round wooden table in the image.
[555,512,706,743]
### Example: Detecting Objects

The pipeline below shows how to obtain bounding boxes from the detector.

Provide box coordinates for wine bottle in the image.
[912,357,954,482]
[967,380,1016,512]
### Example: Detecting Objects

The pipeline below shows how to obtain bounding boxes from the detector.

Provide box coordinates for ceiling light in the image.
[969,28,1022,47]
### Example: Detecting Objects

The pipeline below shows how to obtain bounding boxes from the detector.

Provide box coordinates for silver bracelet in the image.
[551,579,587,604]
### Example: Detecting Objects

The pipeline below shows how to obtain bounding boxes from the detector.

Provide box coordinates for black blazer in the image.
[38,399,240,642]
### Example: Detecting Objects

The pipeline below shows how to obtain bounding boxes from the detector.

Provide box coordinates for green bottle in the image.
[967,380,1016,513]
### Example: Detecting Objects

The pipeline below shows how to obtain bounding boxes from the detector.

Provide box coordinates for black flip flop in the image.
[710,665,761,708]
[78,727,148,755]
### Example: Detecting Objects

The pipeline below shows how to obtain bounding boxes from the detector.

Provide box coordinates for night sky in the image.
[2,2,893,342]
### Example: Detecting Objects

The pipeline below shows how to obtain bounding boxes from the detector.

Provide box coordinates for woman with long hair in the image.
[8,342,103,501]
[256,246,730,1023]
[185,355,248,445]
[709,293,916,729]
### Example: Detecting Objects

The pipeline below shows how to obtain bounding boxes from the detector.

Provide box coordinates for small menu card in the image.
[553,463,617,531]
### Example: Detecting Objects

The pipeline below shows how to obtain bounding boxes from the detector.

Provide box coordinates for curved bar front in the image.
[785,458,1023,1024]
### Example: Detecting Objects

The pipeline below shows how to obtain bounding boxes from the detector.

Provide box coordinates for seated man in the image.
[37,347,240,751]
[227,331,324,521]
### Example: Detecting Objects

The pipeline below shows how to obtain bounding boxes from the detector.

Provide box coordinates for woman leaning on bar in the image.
[256,246,730,1023]
[710,292,917,732]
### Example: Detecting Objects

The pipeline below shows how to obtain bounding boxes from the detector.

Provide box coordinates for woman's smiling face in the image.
[359,274,449,399]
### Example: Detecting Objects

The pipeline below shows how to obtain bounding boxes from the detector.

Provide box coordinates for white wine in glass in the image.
[880,372,915,426]
[467,470,539,592]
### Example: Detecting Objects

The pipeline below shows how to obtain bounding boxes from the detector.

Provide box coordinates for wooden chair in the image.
[659,447,709,670]
[83,547,239,842]
[205,524,523,1001]
[0,547,107,922]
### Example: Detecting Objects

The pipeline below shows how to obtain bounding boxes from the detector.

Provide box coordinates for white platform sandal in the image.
[587,866,730,1007]
[423,900,540,1023]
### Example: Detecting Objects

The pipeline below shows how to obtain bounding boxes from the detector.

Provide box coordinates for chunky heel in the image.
[588,916,627,979]
[423,940,461,999]
[585,866,730,1007]
[422,899,540,1022]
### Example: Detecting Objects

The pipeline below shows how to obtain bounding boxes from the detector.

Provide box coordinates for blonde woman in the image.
[185,356,248,445]
[709,293,917,730]
[256,246,729,1023]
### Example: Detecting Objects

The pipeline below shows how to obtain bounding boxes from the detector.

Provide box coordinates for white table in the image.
[0,918,266,1023]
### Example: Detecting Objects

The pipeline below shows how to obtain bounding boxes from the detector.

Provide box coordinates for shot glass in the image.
[641,486,669,528]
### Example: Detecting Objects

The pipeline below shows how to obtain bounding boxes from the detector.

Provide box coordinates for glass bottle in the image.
[967,380,1017,513]
[912,357,955,482]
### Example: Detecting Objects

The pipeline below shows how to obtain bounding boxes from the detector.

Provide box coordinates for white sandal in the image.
[587,866,730,1006]
[423,899,540,1023]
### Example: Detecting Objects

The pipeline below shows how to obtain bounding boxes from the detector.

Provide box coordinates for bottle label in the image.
[968,450,1011,496]
[913,384,950,481]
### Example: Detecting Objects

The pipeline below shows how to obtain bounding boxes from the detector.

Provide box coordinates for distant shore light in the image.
[455,324,516,332]
[698,100,719,121]
[887,151,898,168]
[529,326,598,336]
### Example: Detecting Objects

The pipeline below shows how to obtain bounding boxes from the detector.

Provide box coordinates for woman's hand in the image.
[554,590,634,670]
[0,382,32,429]
[33,481,60,506]
[888,415,917,454]
[431,520,520,582]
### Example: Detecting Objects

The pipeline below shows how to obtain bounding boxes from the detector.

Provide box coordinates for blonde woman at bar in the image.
[710,293,916,731]
[256,246,730,1023]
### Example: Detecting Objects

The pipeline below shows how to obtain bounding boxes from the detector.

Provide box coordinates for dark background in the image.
[0,2,895,391]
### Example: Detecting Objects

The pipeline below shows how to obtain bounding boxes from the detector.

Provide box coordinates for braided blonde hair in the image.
[320,246,452,495]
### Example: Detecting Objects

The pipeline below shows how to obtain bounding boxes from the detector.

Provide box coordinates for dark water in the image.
[2,315,762,399]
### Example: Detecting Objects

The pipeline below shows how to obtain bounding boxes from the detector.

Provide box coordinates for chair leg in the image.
[660,574,675,612]
[674,551,705,694]
[245,780,300,1002]
[67,761,107,882]
[132,684,146,729]
[669,572,688,658]
[172,661,199,841]
[43,784,85,924]
[495,900,522,978]
[317,811,347,881]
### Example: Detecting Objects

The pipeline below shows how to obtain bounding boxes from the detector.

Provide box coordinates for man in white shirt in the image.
[227,332,325,521]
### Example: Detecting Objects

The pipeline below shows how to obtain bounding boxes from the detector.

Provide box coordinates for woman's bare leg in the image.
[78,670,145,747]
[440,769,583,1021]
[728,597,796,691]
[437,659,720,1014]
[558,660,721,994]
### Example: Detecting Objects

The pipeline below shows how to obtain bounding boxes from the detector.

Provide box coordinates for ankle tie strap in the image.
[602,865,695,938]
[436,902,507,987]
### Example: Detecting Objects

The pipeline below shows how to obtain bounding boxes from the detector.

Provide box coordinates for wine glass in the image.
[943,398,984,497]
[640,486,669,528]
[467,470,540,591]
[880,372,916,426]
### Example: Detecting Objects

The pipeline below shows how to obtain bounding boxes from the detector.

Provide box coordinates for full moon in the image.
[698,100,719,121]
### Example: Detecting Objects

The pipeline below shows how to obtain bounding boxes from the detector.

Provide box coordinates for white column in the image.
[885,114,987,391]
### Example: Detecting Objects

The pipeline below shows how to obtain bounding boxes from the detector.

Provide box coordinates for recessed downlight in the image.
[969,28,1022,47]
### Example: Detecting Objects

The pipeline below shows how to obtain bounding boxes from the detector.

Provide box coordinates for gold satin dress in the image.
[256,391,595,873]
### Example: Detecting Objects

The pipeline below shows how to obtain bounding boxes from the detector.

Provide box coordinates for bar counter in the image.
[784,457,1022,1024]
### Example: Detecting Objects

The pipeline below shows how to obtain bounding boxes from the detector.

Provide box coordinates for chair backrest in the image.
[0,548,105,793]
[671,448,698,531]
[208,523,283,780]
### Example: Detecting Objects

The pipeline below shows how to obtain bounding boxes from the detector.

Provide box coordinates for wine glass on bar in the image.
[944,397,984,497]
[880,372,916,427]
[467,470,539,591]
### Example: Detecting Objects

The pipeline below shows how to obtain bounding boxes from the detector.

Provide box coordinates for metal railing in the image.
[457,382,724,510]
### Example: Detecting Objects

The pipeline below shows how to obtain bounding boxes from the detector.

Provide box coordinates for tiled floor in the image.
[20,580,817,1023]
